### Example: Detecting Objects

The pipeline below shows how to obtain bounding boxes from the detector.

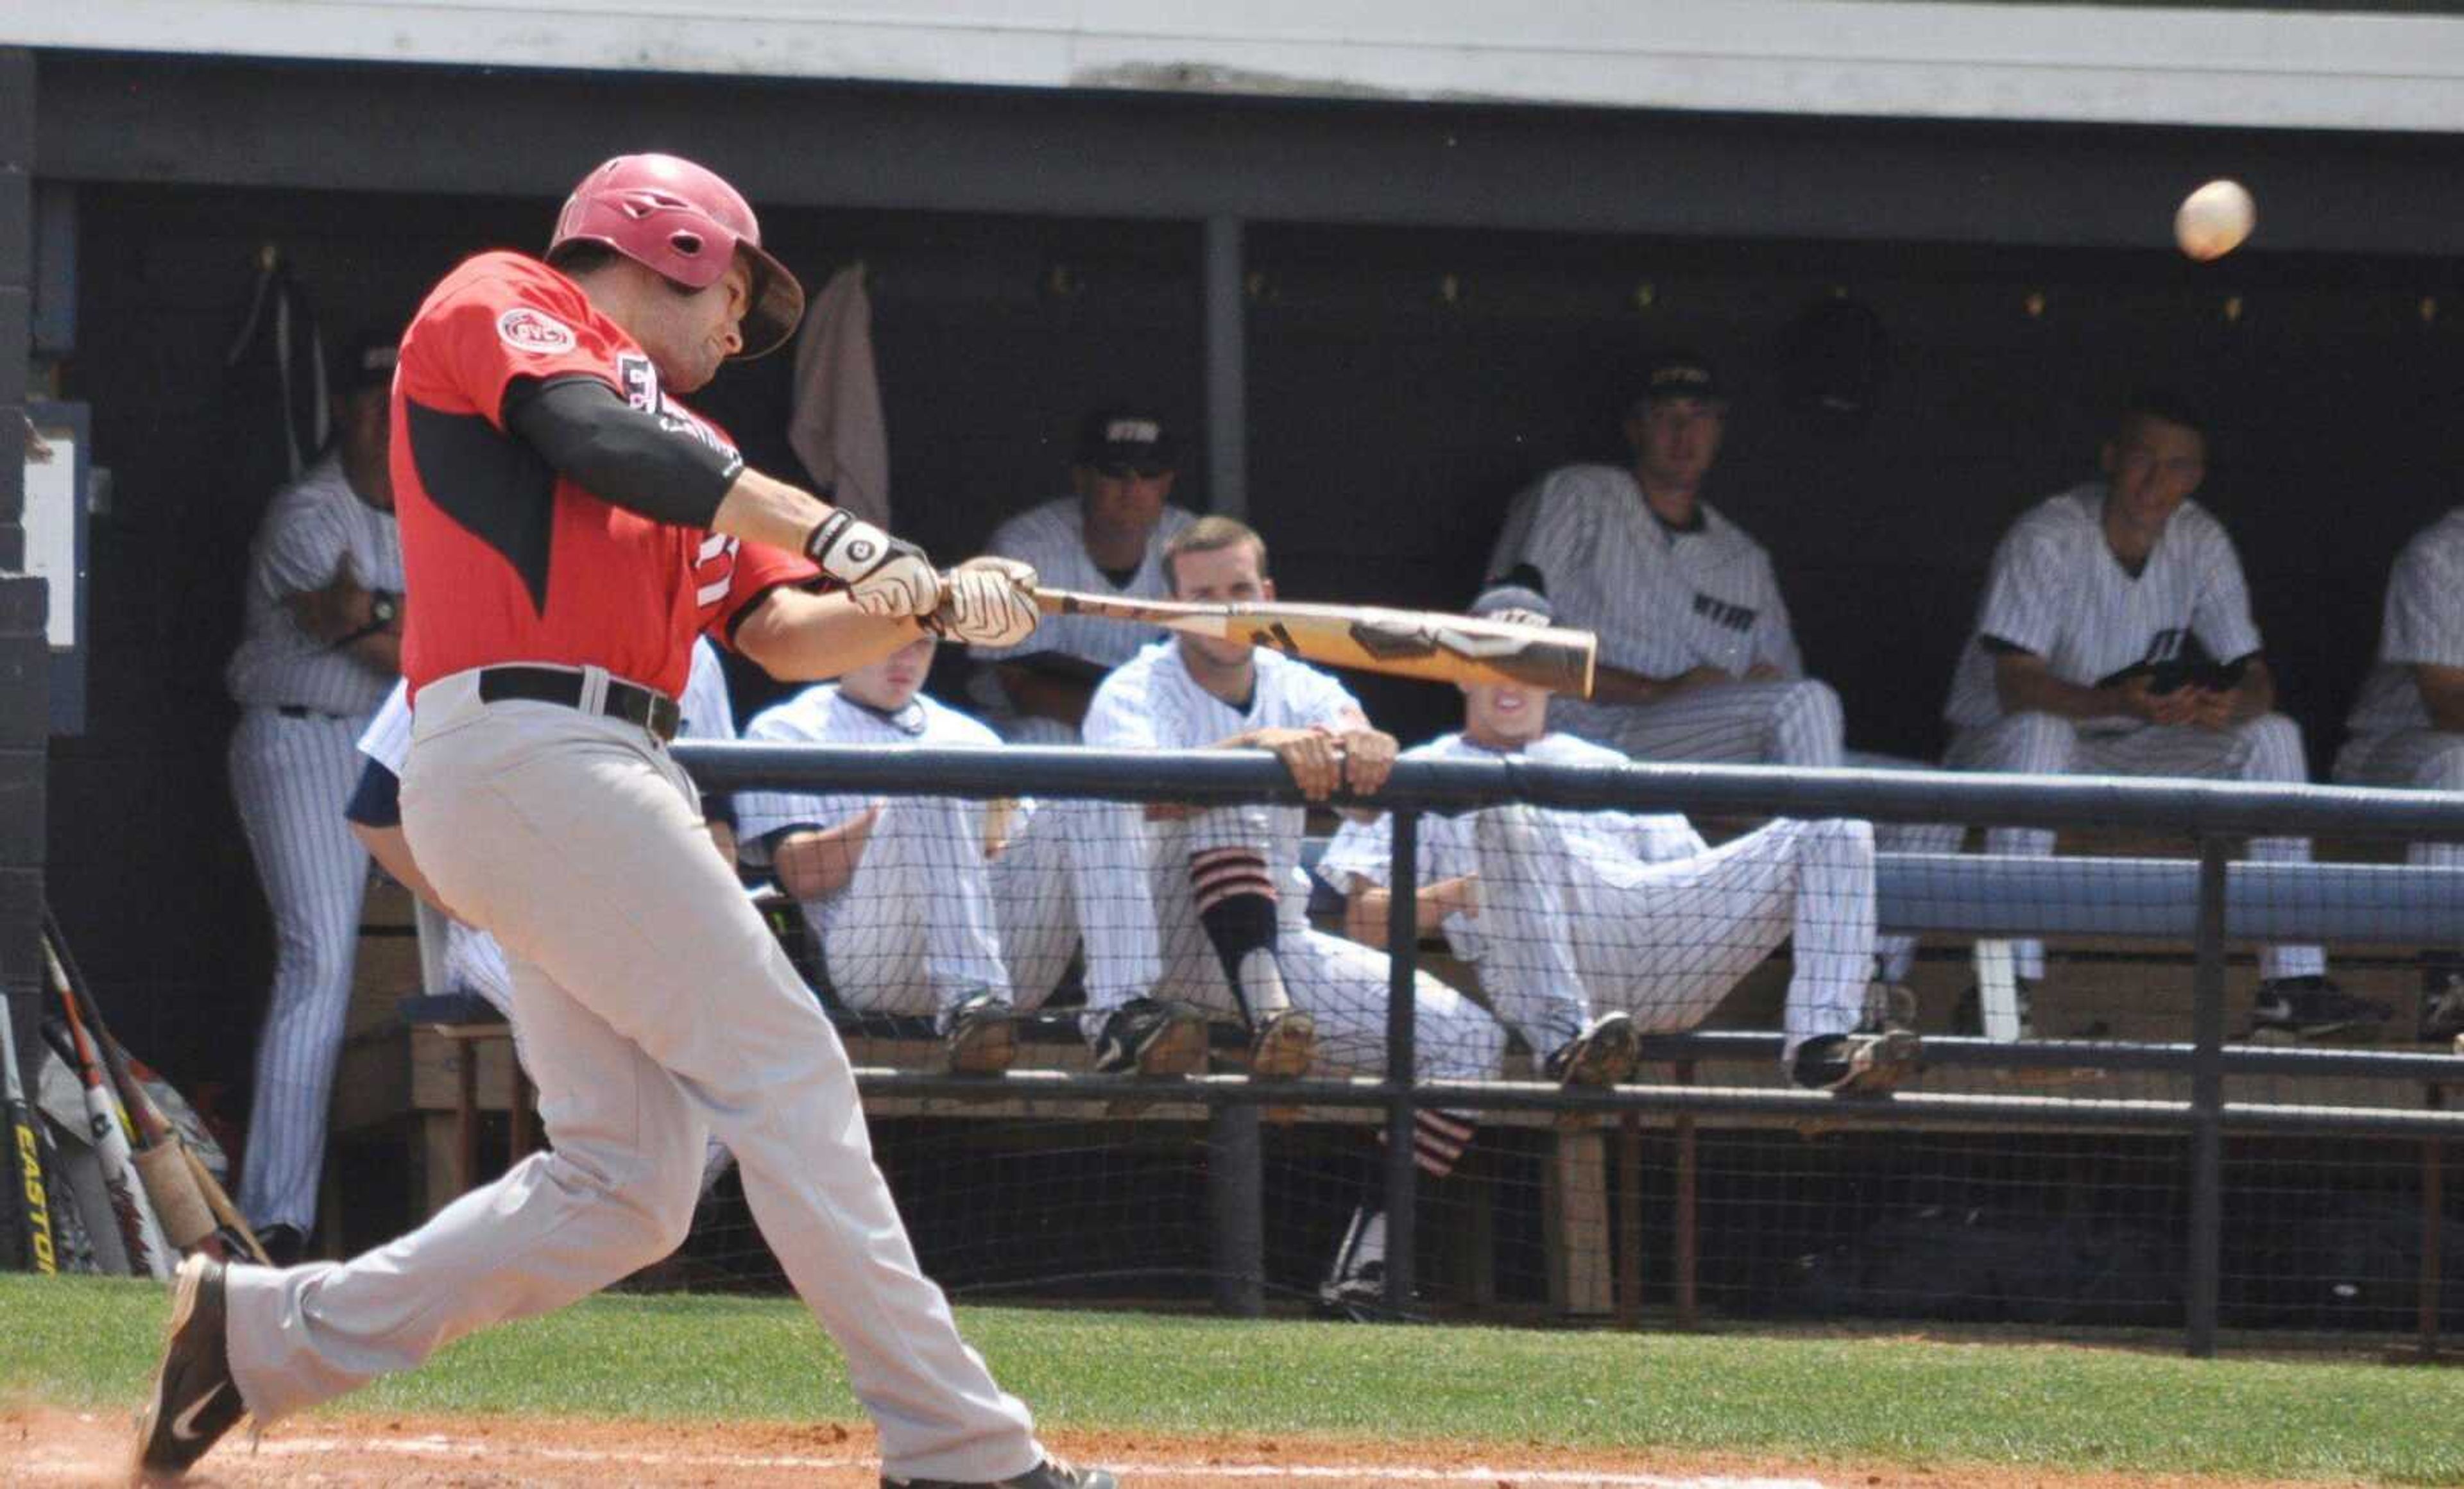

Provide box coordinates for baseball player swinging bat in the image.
[1,996,57,1275]
[1032,588,1597,699]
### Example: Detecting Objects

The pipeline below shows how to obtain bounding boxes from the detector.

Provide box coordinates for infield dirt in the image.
[3,1406,2388,1488]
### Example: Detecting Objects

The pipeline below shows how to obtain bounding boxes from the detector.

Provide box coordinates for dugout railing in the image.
[673,742,2464,1357]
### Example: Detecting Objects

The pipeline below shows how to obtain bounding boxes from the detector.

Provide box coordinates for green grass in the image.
[12,1275,2464,1483]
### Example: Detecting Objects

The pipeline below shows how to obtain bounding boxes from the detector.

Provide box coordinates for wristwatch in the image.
[335,590,400,649]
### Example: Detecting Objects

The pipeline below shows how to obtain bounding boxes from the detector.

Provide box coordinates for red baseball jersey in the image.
[391,250,816,702]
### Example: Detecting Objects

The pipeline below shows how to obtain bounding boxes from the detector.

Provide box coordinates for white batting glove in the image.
[927,556,1040,649]
[805,511,941,617]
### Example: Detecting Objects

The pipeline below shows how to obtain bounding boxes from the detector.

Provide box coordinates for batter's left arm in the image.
[732,586,929,683]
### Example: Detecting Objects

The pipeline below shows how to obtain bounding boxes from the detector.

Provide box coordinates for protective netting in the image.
[261,747,2464,1347]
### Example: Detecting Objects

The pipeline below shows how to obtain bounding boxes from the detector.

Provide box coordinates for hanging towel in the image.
[786,263,890,529]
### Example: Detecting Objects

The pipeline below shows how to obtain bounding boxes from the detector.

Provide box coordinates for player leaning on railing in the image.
[133,152,1115,1489]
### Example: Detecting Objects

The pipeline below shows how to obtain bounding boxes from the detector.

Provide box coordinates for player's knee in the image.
[2420,741,2464,793]
[1799,815,1875,866]
[1186,804,1272,855]
[1472,802,1548,860]
[1995,712,2078,773]
[1772,679,1845,749]
[2236,713,2309,783]
[567,1141,703,1261]
[1418,988,1507,1078]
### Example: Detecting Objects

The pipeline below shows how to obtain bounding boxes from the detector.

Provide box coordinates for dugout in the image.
[6,13,2464,1277]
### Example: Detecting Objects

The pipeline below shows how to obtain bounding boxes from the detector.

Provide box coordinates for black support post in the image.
[1382,810,1419,1313]
[1209,1103,1263,1317]
[1201,215,1245,520]
[2187,835,2230,1357]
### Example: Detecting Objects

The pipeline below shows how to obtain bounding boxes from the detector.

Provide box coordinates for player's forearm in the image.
[350,821,455,921]
[1994,661,2120,720]
[1592,662,1721,706]
[2229,661,2277,720]
[344,631,402,676]
[771,814,877,901]
[1343,877,1467,949]
[708,466,841,557]
[2416,665,2464,733]
[734,587,930,682]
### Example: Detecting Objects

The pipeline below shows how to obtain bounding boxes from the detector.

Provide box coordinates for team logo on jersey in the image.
[1691,592,1758,634]
[497,307,579,355]
[2141,627,2191,663]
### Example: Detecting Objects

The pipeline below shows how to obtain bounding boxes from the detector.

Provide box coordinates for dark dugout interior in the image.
[42,167,2464,1110]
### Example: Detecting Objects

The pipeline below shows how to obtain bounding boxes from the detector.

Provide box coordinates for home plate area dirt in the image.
[2,1408,2383,1488]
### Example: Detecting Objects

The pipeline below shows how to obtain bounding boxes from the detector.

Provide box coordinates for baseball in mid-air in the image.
[2175,179,2255,262]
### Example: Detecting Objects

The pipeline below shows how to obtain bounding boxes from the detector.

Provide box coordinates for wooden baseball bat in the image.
[0,997,58,1275]
[1032,589,1596,699]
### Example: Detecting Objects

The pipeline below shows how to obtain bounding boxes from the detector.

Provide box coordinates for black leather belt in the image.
[477,666,681,743]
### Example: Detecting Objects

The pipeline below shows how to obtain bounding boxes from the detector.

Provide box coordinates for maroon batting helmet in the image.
[547,153,806,359]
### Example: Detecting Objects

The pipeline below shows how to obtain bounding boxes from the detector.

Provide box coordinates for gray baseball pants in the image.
[222,667,1045,1483]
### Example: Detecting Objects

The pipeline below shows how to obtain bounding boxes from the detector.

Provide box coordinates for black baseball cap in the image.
[1632,351,1726,409]
[1074,408,1177,471]
[336,330,400,395]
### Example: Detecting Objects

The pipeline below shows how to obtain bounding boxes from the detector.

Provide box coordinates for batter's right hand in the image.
[805,511,940,617]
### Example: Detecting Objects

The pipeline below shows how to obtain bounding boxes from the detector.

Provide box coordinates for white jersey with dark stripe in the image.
[1944,482,2264,729]
[359,636,736,773]
[2348,507,2464,738]
[1084,640,1362,912]
[969,497,1196,670]
[1488,464,1801,681]
[226,452,405,717]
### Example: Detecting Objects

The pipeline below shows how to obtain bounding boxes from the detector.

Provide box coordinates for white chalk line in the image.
[17,1429,1828,1486]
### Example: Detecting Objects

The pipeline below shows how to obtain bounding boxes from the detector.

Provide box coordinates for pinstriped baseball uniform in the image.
[735,685,1159,1023]
[1322,732,1878,1064]
[965,497,1197,744]
[1083,641,1507,1081]
[226,451,404,1234]
[1945,482,2324,981]
[357,638,740,1014]
[2335,507,2464,869]
[1488,464,1842,765]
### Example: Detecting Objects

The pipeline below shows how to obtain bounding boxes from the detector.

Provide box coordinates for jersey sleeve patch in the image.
[497,306,581,356]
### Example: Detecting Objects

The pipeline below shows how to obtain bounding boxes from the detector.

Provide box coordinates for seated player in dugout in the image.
[2334,500,2464,1047]
[1485,349,1951,983]
[966,407,1198,742]
[1942,389,2383,1043]
[733,633,1159,1075]
[1321,584,1921,1100]
[1082,516,1510,1316]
